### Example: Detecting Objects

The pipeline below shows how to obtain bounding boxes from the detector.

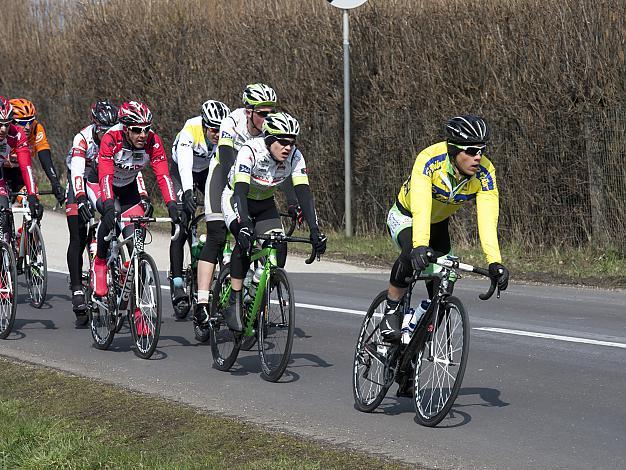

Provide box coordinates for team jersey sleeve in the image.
[231,146,255,186]
[290,149,309,187]
[148,133,176,204]
[32,121,51,153]
[475,157,502,264]
[15,127,38,195]
[98,131,116,201]
[217,116,236,149]
[173,127,195,192]
[69,133,88,197]
[136,171,148,197]
[409,153,434,248]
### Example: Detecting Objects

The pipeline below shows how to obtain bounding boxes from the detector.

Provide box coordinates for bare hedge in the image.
[1,0,624,250]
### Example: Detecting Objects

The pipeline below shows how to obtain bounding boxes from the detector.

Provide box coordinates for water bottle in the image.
[192,234,205,269]
[88,239,97,260]
[248,266,264,299]
[401,299,431,344]
[243,268,254,303]
[222,239,232,265]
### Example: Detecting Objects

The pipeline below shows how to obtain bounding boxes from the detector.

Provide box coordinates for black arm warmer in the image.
[233,181,251,223]
[294,184,318,231]
[37,149,61,186]
[278,178,298,207]
[217,145,236,189]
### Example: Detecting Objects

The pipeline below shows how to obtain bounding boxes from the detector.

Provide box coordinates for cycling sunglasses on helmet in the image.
[128,125,151,135]
[450,142,486,156]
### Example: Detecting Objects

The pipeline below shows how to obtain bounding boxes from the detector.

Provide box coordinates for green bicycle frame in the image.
[243,245,279,336]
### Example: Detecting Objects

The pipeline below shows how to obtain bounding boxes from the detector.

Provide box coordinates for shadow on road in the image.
[457,387,510,408]
[13,318,57,331]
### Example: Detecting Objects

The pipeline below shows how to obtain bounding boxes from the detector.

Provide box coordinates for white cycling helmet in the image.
[262,112,300,137]
[201,100,230,128]
[242,83,277,109]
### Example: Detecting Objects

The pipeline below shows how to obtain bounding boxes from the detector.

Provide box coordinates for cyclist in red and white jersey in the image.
[92,101,181,298]
[0,96,42,243]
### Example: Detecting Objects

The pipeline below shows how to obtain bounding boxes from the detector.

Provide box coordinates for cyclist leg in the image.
[425,219,451,299]
[167,160,190,308]
[381,203,413,342]
[0,176,11,245]
[65,173,89,316]
[194,159,225,325]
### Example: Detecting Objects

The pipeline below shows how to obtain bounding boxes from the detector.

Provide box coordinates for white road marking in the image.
[474,327,626,349]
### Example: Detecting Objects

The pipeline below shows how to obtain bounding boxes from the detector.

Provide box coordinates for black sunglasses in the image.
[254,110,274,118]
[0,121,11,128]
[128,125,151,134]
[276,138,296,147]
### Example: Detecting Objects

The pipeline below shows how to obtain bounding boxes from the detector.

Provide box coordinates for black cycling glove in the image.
[411,246,432,272]
[76,194,93,225]
[489,262,510,291]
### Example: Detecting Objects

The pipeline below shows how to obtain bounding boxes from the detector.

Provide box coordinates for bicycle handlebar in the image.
[255,232,319,264]
[104,217,181,242]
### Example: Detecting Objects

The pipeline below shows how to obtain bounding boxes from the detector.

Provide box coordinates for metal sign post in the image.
[327,0,367,237]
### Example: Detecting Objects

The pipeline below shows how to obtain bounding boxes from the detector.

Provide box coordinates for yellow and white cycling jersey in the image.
[172,115,215,191]
[227,136,309,201]
[216,108,256,157]
[396,140,501,264]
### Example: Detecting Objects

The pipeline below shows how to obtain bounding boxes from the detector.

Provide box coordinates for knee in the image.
[389,254,412,288]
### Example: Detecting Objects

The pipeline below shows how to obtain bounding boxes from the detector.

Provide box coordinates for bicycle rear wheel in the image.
[209,266,241,371]
[413,296,469,426]
[258,268,295,382]
[25,222,47,308]
[130,253,162,359]
[0,241,17,339]
[353,290,396,412]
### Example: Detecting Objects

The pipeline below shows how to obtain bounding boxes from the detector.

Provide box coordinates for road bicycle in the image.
[352,254,500,426]
[88,216,179,359]
[209,231,317,382]
[10,190,52,308]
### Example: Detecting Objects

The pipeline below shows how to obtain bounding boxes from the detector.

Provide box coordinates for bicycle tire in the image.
[413,296,469,426]
[352,290,396,412]
[89,260,117,350]
[25,222,47,308]
[209,266,241,371]
[0,241,18,339]
[114,250,127,333]
[258,268,295,382]
[130,253,162,359]
[173,240,193,319]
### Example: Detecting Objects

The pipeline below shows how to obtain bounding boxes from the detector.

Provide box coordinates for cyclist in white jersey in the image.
[193,84,296,328]
[168,99,230,313]
[219,112,326,331]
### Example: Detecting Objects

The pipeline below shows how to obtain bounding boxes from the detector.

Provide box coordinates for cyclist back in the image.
[8,98,65,205]
[92,101,181,300]
[0,96,42,243]
[380,115,510,344]
[219,112,327,331]
[168,99,230,311]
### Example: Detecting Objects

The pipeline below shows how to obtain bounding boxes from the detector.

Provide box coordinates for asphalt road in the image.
[0,212,624,469]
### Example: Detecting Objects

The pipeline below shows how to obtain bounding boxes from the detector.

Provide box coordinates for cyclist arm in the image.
[216,115,237,188]
[97,132,116,201]
[136,171,148,197]
[14,127,38,195]
[147,133,176,204]
[475,159,502,264]
[33,122,61,189]
[69,134,88,198]
[230,145,254,223]
[290,150,319,230]
[173,128,195,192]
[408,156,434,248]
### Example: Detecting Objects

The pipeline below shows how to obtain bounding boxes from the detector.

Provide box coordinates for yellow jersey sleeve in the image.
[475,157,501,264]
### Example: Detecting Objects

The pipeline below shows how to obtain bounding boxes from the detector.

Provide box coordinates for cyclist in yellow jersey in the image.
[380,115,510,343]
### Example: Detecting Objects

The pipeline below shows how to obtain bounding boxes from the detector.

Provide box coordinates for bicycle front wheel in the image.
[0,241,17,339]
[25,222,47,308]
[90,262,117,350]
[258,268,295,382]
[209,266,241,371]
[352,290,395,412]
[414,296,469,427]
[130,253,162,359]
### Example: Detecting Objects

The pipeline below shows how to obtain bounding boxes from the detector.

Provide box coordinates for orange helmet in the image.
[10,98,36,120]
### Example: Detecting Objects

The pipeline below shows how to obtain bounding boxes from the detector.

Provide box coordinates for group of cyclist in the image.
[1,86,509,349]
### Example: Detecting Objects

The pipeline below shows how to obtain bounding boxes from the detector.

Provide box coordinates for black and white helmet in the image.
[91,100,118,128]
[242,83,277,109]
[201,100,230,128]
[262,112,300,137]
[445,115,490,144]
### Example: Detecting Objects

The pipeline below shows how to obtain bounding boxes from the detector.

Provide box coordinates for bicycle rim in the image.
[352,290,395,412]
[414,296,469,426]
[173,241,193,319]
[130,253,162,359]
[0,242,17,339]
[26,223,47,308]
[258,268,295,382]
[209,266,241,371]
[114,251,127,333]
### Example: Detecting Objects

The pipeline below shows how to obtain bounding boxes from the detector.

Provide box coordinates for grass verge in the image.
[0,357,415,469]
